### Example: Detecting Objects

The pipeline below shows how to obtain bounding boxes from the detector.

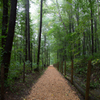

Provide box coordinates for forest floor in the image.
[4,65,84,100]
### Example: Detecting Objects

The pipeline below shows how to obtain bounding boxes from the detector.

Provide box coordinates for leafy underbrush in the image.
[6,61,36,88]
[74,58,87,77]
[66,57,100,89]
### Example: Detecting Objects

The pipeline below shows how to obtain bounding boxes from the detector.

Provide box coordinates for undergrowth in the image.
[66,56,100,89]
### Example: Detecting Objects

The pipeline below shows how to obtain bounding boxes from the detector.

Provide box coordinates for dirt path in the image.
[26,65,83,100]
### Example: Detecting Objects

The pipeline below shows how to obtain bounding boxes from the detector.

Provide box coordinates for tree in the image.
[2,0,17,80]
[26,0,31,63]
[89,0,94,55]
[1,0,8,48]
[36,0,43,71]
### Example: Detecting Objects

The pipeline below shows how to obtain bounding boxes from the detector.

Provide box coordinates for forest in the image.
[0,0,100,99]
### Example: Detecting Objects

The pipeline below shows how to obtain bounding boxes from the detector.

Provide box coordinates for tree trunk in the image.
[94,16,97,53]
[2,0,8,48]
[76,7,80,56]
[44,35,46,66]
[30,43,32,71]
[1,64,4,100]
[37,0,43,71]
[83,32,86,55]
[91,8,94,55]
[26,0,30,62]
[25,2,27,61]
[89,0,94,55]
[42,42,44,70]
[2,0,17,80]
[34,40,36,63]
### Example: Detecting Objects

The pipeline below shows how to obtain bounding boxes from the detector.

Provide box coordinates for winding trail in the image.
[26,65,83,100]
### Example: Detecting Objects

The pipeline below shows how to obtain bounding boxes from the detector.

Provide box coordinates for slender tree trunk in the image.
[48,43,50,65]
[97,0,100,51]
[17,37,18,61]
[76,7,80,56]
[2,0,17,80]
[47,45,49,66]
[83,32,86,55]
[25,2,27,61]
[89,0,94,55]
[91,9,94,55]
[20,25,23,64]
[69,10,73,59]
[94,17,97,52]
[44,35,46,66]
[69,14,71,33]
[26,0,31,62]
[34,40,36,63]
[37,0,43,71]
[42,42,44,70]
[57,49,59,60]
[30,43,32,71]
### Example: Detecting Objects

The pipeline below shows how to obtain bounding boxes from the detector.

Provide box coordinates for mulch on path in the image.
[26,65,84,100]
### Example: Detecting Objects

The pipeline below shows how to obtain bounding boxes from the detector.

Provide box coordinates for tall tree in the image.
[37,0,43,71]
[26,0,31,62]
[25,2,28,61]
[89,0,94,55]
[2,0,17,80]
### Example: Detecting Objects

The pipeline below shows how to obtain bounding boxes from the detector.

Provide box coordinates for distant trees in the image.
[45,0,100,64]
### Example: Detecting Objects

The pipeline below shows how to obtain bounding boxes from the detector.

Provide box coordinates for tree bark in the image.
[89,0,94,55]
[2,0,8,48]
[30,43,32,71]
[42,42,44,70]
[25,1,27,61]
[2,0,17,80]
[94,17,97,53]
[1,64,4,100]
[37,0,43,71]
[26,0,31,62]
[34,40,36,63]
[76,7,80,56]
[44,35,46,66]
[83,32,86,55]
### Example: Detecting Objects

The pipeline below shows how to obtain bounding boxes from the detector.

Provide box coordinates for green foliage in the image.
[90,81,99,89]
[4,62,23,87]
[8,62,23,79]
[92,58,100,66]
[73,58,88,77]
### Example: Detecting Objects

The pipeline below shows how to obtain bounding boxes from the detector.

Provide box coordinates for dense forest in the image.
[0,0,100,99]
